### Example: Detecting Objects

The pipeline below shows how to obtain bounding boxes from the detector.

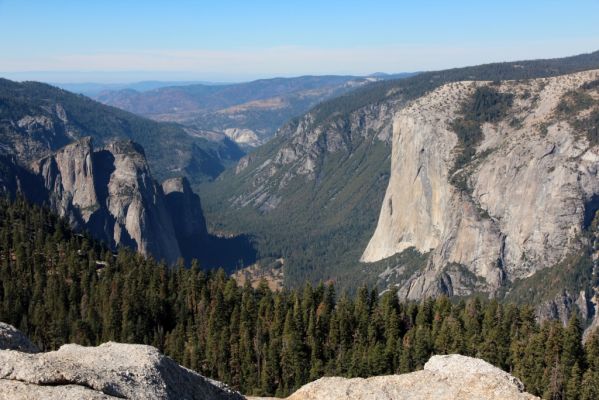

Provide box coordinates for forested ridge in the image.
[1,196,599,399]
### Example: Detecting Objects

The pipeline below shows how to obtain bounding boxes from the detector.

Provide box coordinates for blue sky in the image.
[1,0,599,82]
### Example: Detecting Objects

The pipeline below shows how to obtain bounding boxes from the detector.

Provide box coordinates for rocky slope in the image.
[363,70,599,304]
[250,354,538,400]
[0,324,242,400]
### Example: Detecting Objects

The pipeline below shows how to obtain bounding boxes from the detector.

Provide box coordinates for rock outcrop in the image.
[100,140,182,263]
[0,324,242,400]
[311,356,536,399]
[224,128,262,147]
[30,137,208,264]
[0,101,78,164]
[250,354,538,400]
[33,136,100,224]
[363,70,599,300]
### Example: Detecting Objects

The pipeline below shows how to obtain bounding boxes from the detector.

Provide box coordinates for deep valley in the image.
[1,5,599,397]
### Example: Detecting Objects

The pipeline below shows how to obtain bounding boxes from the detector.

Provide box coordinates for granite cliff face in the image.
[162,176,208,257]
[0,324,242,400]
[32,136,100,224]
[30,137,208,264]
[101,140,182,262]
[363,70,599,302]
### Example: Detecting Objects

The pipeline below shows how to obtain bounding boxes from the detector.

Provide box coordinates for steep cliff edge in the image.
[32,137,100,225]
[30,137,209,264]
[363,70,599,303]
[103,140,182,263]
[162,176,209,259]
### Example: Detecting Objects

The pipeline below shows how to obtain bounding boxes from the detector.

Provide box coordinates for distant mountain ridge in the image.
[93,75,403,147]
[56,80,226,96]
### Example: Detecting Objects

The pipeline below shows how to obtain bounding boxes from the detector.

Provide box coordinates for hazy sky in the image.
[1,0,599,83]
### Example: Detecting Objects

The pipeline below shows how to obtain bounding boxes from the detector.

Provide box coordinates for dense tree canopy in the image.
[0,196,598,398]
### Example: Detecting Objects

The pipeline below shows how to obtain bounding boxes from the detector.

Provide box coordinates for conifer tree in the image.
[565,361,581,400]
[579,369,599,400]
[281,309,305,392]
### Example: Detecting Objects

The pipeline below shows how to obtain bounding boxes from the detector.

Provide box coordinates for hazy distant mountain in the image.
[55,80,225,97]
[369,71,419,79]
[93,75,389,147]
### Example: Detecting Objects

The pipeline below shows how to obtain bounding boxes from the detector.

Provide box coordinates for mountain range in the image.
[92,75,415,148]
[56,80,224,97]
[3,49,599,399]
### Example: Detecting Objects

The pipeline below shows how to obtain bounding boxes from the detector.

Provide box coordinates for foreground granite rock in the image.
[0,380,117,400]
[250,354,538,400]
[0,327,243,400]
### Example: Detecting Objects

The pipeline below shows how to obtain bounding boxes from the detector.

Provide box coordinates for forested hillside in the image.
[1,196,598,399]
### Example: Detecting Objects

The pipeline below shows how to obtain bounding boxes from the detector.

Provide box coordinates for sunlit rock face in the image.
[363,70,599,299]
